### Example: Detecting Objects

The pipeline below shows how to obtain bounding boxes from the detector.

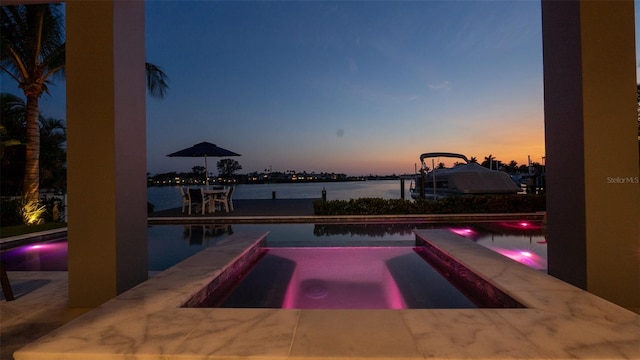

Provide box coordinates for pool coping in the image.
[148,212,545,224]
[14,229,639,359]
[0,228,67,250]
[1,213,543,249]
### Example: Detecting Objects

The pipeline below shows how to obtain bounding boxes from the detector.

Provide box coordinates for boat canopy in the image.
[419,152,469,164]
[445,162,521,194]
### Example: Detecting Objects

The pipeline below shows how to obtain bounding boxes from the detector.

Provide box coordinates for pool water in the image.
[199,247,479,309]
[1,222,547,272]
[0,241,68,271]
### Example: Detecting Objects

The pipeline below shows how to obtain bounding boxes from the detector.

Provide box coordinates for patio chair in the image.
[179,187,189,213]
[187,188,210,215]
[213,186,234,212]
[227,186,234,211]
[1,262,14,301]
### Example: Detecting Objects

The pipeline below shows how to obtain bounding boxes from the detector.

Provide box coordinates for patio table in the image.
[203,188,227,213]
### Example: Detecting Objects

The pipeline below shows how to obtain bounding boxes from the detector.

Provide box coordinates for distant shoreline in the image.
[147,175,409,187]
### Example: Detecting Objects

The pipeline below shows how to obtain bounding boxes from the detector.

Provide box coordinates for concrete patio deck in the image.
[6,230,639,360]
[0,208,552,360]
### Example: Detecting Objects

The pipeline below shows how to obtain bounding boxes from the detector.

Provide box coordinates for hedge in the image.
[313,194,545,216]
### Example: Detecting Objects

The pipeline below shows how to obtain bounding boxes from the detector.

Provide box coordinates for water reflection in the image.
[444,222,547,271]
[2,221,547,272]
[313,223,417,237]
[182,225,233,246]
[312,222,547,271]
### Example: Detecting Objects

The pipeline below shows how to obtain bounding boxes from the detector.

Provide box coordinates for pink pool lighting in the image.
[1,241,68,271]
[204,245,482,309]
[491,248,546,270]
[277,247,408,309]
[445,221,547,271]
[449,227,476,238]
[498,221,542,230]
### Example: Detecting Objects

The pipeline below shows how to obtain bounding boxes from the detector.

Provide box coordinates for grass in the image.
[0,222,67,239]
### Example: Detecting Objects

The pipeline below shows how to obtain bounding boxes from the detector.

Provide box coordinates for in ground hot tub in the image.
[185,242,523,309]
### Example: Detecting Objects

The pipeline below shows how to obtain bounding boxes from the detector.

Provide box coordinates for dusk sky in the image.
[10,0,632,177]
[144,0,546,176]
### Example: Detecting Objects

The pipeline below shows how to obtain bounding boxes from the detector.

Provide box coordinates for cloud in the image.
[427,81,452,91]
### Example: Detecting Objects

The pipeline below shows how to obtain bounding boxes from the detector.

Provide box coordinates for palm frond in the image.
[1,4,65,93]
[1,92,26,112]
[146,62,169,99]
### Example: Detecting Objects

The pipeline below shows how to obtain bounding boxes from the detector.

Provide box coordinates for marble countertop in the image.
[14,229,640,359]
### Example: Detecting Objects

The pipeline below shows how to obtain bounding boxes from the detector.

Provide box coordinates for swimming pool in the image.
[0,221,547,272]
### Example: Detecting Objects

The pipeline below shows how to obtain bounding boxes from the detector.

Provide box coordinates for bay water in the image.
[147,179,412,211]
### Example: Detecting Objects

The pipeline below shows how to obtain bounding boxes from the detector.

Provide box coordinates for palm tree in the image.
[1,93,26,194]
[1,4,65,203]
[2,4,169,205]
[0,92,25,157]
[39,116,66,190]
[482,154,495,169]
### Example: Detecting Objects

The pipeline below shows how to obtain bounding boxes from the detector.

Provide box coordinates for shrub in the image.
[0,198,23,226]
[41,197,65,222]
[1,196,70,226]
[21,197,47,225]
[314,194,545,215]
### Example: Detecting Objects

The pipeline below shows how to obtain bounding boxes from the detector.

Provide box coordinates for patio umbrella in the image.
[167,142,241,186]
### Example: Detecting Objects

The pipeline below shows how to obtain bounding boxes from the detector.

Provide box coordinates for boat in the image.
[409,152,521,200]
